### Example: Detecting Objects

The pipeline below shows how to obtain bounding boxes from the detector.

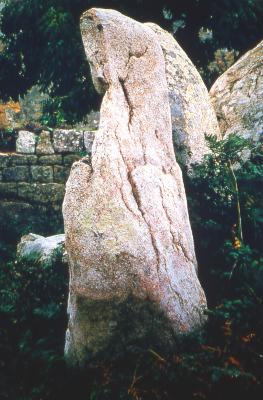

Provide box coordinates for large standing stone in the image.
[146,23,221,169]
[63,8,207,365]
[210,40,263,142]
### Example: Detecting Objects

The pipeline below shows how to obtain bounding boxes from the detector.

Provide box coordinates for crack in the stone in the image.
[162,257,185,311]
[119,77,134,126]
[129,47,148,59]
[124,46,148,73]
[159,186,177,247]
[248,69,261,98]
[119,46,148,126]
[118,80,147,164]
[116,160,140,221]
[113,124,129,169]
[254,69,262,91]
[118,78,148,165]
[113,125,141,221]
[113,124,161,284]
[227,75,240,95]
[155,129,175,166]
[127,171,161,276]
[159,185,193,263]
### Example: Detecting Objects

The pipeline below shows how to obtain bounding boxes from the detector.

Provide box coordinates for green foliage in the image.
[0,0,262,123]
[0,0,100,123]
[0,127,17,150]
[0,252,68,400]
[184,134,263,303]
[40,97,68,127]
[0,204,64,244]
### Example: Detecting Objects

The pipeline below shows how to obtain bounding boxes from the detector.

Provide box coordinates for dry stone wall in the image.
[0,128,96,239]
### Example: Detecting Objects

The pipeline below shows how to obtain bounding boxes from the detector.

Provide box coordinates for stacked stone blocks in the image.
[0,128,96,237]
[0,129,95,204]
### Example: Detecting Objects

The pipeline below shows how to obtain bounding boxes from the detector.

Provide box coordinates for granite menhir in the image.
[63,8,207,366]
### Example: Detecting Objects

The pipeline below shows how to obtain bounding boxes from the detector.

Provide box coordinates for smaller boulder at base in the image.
[17,233,66,266]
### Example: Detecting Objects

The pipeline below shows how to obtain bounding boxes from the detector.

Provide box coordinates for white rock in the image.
[83,130,96,154]
[17,233,66,265]
[53,129,84,153]
[16,130,36,154]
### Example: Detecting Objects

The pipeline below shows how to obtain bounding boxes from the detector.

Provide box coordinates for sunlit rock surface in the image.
[146,23,221,169]
[210,40,263,143]
[63,8,207,365]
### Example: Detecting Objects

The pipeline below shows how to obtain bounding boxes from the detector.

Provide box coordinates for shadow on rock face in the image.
[65,295,180,366]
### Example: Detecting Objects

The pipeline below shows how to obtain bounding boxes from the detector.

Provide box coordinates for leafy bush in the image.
[185,134,263,304]
[0,254,68,400]
[0,127,17,151]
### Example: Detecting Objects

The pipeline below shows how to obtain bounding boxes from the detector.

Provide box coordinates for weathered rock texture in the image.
[16,130,36,154]
[210,40,263,142]
[17,233,66,266]
[53,129,84,153]
[145,23,220,168]
[63,8,207,365]
[36,131,55,155]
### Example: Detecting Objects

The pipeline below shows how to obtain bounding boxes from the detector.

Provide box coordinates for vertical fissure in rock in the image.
[159,185,193,263]
[116,160,140,220]
[119,77,134,126]
[63,8,207,365]
[114,118,162,273]
[123,47,148,73]
[127,171,161,276]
